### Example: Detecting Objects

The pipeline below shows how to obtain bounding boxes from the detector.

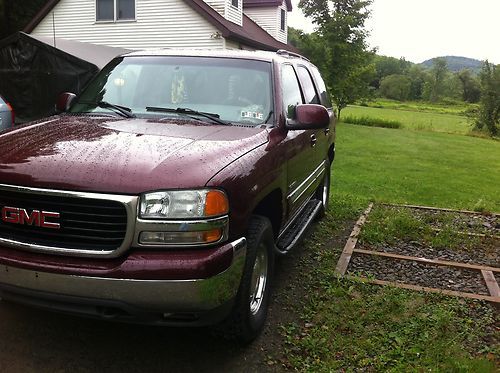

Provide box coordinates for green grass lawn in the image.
[343,105,472,134]
[281,194,499,372]
[332,122,500,212]
[361,98,476,115]
[279,111,499,371]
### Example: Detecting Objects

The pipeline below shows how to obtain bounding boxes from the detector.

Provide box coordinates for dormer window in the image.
[96,0,135,22]
[232,0,239,8]
[280,9,285,31]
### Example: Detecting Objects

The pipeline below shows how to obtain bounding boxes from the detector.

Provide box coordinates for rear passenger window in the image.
[310,66,332,108]
[281,65,303,119]
[297,66,320,104]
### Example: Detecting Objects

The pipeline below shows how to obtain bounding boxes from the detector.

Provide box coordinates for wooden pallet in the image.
[335,203,500,303]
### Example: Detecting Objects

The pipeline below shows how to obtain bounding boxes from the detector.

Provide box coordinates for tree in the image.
[299,0,374,118]
[406,65,428,100]
[371,55,411,89]
[379,74,411,101]
[425,57,449,102]
[457,69,481,103]
[475,61,500,136]
[288,27,324,62]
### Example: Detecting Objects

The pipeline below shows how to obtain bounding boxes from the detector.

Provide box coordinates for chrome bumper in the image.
[0,238,247,314]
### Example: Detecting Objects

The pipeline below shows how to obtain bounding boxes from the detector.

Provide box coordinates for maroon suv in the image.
[0,49,335,342]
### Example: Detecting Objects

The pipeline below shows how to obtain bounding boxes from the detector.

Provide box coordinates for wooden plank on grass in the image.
[353,248,500,273]
[334,203,374,276]
[481,270,500,297]
[382,203,500,217]
[345,275,500,303]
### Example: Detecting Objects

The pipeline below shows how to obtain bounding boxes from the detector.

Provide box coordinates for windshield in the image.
[70,56,273,125]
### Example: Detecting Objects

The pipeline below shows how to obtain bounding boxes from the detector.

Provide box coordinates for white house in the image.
[24,0,297,52]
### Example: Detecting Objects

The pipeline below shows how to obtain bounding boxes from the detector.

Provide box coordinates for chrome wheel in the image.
[249,242,268,315]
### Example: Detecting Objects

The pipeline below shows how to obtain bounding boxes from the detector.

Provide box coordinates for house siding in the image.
[204,0,242,25]
[225,0,242,26]
[223,38,254,50]
[276,1,287,44]
[244,7,277,39]
[224,39,240,49]
[243,1,287,43]
[31,0,224,50]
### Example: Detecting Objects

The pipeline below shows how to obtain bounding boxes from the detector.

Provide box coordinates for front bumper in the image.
[0,238,246,325]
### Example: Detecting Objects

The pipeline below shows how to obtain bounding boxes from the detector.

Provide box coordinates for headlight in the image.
[140,189,229,219]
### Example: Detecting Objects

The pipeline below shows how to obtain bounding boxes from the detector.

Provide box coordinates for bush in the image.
[474,61,500,136]
[341,115,402,129]
[379,74,412,101]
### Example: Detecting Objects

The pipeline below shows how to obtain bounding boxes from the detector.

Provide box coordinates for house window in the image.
[231,0,239,8]
[96,0,135,21]
[280,9,285,31]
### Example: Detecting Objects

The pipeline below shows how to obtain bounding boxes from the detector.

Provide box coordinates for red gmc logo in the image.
[1,207,61,229]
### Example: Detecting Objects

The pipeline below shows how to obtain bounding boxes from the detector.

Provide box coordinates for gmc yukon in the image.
[0,49,335,342]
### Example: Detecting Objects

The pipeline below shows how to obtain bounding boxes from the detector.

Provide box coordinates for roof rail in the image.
[276,49,310,62]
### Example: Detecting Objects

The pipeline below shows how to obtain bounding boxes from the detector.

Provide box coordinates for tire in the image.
[315,160,331,218]
[218,215,275,344]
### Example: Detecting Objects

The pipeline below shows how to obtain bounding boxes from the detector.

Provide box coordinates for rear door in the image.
[296,65,329,168]
[282,64,319,218]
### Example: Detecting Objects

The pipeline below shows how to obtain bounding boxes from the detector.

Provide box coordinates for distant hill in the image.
[420,56,483,73]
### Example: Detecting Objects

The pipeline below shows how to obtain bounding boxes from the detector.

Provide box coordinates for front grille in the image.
[0,189,128,251]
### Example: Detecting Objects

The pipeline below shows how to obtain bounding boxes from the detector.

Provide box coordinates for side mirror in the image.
[55,92,77,113]
[287,104,330,130]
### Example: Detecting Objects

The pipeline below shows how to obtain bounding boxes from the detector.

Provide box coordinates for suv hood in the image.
[0,115,268,194]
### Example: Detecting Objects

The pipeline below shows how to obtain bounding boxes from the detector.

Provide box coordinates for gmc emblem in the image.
[1,206,61,229]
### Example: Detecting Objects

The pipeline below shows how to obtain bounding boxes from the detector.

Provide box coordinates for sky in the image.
[287,0,500,64]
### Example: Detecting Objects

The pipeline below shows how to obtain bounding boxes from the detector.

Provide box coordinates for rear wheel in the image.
[219,215,275,343]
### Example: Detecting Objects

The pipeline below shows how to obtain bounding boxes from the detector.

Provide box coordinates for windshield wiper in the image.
[79,101,135,118]
[146,106,230,126]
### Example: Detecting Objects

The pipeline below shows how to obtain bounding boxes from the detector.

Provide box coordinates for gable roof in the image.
[244,0,292,11]
[24,0,299,53]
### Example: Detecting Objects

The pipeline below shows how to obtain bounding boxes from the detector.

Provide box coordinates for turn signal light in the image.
[204,190,229,216]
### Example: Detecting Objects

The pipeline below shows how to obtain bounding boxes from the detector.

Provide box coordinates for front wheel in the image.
[219,215,275,343]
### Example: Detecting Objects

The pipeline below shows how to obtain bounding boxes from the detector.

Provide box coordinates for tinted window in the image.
[297,66,320,104]
[281,65,303,119]
[310,66,332,107]
[96,0,114,21]
[117,0,135,20]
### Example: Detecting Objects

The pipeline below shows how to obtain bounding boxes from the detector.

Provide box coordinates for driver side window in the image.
[281,65,303,119]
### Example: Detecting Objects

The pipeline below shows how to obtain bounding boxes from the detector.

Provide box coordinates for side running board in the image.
[276,199,322,255]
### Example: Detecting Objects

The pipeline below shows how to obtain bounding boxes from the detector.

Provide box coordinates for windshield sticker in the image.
[241,111,264,120]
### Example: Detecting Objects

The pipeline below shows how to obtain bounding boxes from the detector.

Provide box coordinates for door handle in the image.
[310,134,317,147]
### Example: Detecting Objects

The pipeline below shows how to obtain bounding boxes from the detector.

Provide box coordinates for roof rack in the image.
[276,49,310,62]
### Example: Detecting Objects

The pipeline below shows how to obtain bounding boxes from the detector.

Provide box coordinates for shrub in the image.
[341,115,402,129]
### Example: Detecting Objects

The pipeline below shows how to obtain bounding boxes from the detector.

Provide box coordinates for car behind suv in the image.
[0,49,335,342]
[0,95,14,131]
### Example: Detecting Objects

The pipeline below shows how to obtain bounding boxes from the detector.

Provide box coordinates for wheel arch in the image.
[252,189,283,239]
